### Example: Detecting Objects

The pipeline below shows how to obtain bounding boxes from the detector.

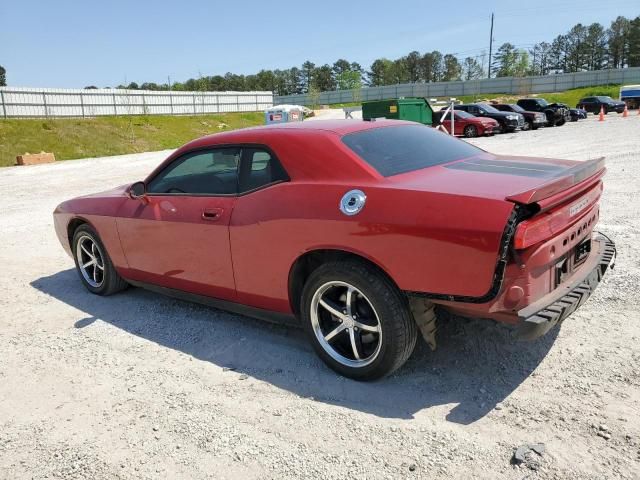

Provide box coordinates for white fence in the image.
[0,87,274,118]
[274,67,640,106]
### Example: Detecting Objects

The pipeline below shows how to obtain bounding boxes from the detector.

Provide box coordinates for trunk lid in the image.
[389,153,605,209]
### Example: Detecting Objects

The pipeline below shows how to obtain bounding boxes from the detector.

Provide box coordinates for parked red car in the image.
[434,110,499,137]
[54,120,615,380]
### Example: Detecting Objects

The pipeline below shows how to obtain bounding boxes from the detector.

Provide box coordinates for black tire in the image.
[523,120,532,131]
[555,118,566,126]
[300,260,417,381]
[72,224,128,296]
[463,125,478,138]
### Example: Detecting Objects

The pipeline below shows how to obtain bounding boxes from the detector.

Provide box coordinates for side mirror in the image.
[128,181,147,201]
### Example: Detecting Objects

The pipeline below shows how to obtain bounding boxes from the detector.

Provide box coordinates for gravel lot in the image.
[1,115,639,479]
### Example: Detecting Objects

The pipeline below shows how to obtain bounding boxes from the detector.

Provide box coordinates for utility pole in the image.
[488,13,494,78]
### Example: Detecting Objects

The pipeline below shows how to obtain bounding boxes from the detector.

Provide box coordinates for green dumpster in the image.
[362,97,434,125]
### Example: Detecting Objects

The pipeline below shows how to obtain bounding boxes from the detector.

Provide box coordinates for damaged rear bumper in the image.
[516,235,616,340]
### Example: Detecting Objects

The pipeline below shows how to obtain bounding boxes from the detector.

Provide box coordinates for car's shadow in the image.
[31,269,559,424]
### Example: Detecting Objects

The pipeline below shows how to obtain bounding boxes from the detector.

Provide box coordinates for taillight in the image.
[513,209,571,249]
[513,182,602,249]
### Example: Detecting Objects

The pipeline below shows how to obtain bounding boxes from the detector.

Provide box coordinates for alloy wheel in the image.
[310,281,382,368]
[76,234,105,288]
[464,125,477,138]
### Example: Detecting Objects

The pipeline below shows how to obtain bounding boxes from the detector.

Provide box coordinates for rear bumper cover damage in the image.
[516,235,616,340]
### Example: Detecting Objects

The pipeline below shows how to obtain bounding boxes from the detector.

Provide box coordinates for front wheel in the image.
[72,224,128,295]
[463,125,478,138]
[522,120,532,131]
[300,261,417,380]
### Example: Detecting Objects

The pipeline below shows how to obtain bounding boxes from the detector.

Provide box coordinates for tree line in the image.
[109,15,639,95]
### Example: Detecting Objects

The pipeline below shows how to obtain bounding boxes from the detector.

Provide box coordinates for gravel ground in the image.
[1,115,639,479]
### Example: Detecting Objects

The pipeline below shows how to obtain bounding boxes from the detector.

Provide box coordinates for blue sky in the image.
[2,0,638,88]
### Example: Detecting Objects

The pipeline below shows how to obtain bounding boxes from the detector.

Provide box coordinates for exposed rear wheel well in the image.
[288,249,398,317]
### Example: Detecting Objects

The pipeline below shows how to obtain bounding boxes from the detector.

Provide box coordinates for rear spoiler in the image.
[506,157,606,208]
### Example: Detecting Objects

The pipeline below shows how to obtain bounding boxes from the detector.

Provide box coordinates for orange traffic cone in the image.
[599,105,605,121]
[623,105,629,117]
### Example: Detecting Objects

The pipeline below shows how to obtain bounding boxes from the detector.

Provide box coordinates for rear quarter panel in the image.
[230,181,514,313]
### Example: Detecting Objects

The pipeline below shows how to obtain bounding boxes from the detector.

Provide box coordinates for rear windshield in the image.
[342,124,482,177]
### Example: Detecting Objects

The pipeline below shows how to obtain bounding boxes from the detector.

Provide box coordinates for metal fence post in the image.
[236,94,240,112]
[113,92,117,115]
[42,91,48,118]
[193,94,196,115]
[0,90,6,119]
[255,94,259,111]
[169,92,173,115]
[80,91,85,118]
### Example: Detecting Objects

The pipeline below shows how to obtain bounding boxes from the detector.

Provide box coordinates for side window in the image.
[147,148,240,195]
[238,148,288,193]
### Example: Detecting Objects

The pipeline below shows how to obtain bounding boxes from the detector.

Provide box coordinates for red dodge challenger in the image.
[435,109,500,137]
[54,120,615,380]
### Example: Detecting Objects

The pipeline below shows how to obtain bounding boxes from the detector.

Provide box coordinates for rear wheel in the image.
[463,125,478,138]
[300,260,417,380]
[72,224,128,295]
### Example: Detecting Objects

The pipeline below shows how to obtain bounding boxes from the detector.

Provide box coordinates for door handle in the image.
[202,208,223,221]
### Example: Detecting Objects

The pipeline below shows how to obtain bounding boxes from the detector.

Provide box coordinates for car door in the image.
[580,97,594,111]
[452,112,465,136]
[116,147,240,300]
[229,146,291,312]
[468,105,481,116]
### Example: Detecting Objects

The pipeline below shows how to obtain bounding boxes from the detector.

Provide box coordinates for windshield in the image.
[536,99,549,107]
[596,96,614,102]
[509,104,526,113]
[478,104,500,113]
[342,124,482,177]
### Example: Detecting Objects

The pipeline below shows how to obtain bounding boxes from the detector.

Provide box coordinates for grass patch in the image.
[0,112,264,167]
